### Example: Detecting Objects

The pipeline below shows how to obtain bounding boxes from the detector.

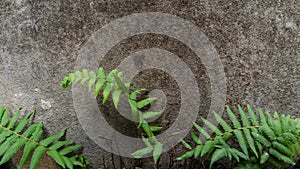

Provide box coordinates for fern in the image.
[0,105,85,169]
[62,68,164,164]
[177,105,300,169]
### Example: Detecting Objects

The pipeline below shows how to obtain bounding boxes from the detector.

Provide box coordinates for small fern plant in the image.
[62,68,163,164]
[0,105,87,169]
[177,105,300,169]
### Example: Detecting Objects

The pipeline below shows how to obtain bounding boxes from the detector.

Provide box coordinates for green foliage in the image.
[62,68,164,164]
[177,105,300,169]
[0,105,85,169]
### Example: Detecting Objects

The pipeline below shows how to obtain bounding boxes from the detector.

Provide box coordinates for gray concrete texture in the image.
[0,0,299,168]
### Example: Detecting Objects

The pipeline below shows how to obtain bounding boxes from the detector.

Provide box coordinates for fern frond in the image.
[0,106,85,169]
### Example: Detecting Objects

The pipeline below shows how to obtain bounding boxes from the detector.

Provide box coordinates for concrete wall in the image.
[0,0,299,168]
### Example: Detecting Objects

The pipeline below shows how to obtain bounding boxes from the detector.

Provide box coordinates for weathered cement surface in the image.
[0,0,299,168]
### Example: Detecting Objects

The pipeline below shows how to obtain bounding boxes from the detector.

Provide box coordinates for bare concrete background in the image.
[0,0,299,168]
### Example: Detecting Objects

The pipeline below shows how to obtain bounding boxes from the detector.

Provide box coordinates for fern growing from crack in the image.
[62,68,163,164]
[0,105,87,169]
[177,105,300,169]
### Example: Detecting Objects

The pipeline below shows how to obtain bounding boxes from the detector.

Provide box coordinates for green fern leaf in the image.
[260,151,269,164]
[47,150,65,168]
[69,155,84,167]
[80,77,89,87]
[280,115,291,132]
[261,124,276,140]
[201,117,222,135]
[181,140,192,150]
[238,105,250,126]
[94,79,105,97]
[269,148,295,165]
[193,122,211,139]
[141,121,154,137]
[141,137,152,147]
[132,146,153,158]
[0,130,12,143]
[22,123,40,137]
[209,148,226,169]
[226,106,241,128]
[87,77,96,92]
[153,142,162,164]
[49,141,73,150]
[129,100,139,121]
[256,141,263,155]
[0,105,5,117]
[102,70,116,103]
[149,125,163,132]
[30,146,47,169]
[112,88,122,108]
[102,83,112,103]
[252,132,271,147]
[113,72,128,93]
[265,111,275,128]
[214,112,232,132]
[233,130,248,156]
[96,68,106,80]
[176,150,194,160]
[137,98,157,109]
[243,128,258,158]
[228,148,240,162]
[231,148,248,160]
[273,118,282,135]
[247,104,259,130]
[73,71,82,84]
[129,89,144,100]
[143,111,162,119]
[194,145,202,158]
[30,122,43,141]
[259,110,267,126]
[281,132,297,142]
[63,156,73,169]
[40,129,66,146]
[191,132,201,144]
[18,142,38,169]
[0,135,18,156]
[1,108,9,126]
[201,140,215,156]
[14,111,34,132]
[272,141,293,156]
[7,108,21,129]
[59,145,81,156]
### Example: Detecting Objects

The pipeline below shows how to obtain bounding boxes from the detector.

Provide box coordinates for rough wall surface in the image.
[0,0,299,168]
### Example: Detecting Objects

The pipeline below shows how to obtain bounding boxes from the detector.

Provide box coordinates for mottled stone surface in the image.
[0,0,299,168]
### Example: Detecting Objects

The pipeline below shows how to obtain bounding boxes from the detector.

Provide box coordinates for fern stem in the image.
[0,125,45,149]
